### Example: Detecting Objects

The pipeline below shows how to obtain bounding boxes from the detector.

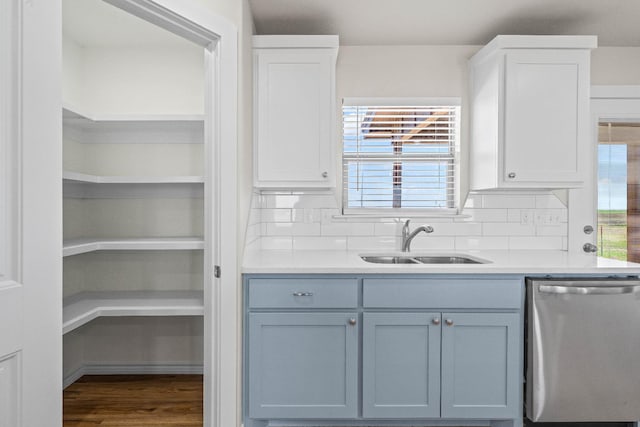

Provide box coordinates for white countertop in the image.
[243,249,640,275]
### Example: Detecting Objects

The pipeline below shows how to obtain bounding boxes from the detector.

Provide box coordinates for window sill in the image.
[333,212,470,222]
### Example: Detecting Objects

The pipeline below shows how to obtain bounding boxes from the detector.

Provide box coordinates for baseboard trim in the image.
[63,363,204,389]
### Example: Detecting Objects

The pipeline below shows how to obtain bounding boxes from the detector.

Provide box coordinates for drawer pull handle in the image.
[348,318,357,326]
[292,292,314,297]
[445,318,454,326]
[432,318,441,325]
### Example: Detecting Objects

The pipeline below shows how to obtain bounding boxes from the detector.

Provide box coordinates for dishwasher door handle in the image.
[538,284,640,295]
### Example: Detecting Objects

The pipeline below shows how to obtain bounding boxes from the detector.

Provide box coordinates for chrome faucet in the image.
[401,220,434,252]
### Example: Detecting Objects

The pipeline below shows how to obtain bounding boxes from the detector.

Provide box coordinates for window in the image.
[342,98,460,214]
[597,121,640,262]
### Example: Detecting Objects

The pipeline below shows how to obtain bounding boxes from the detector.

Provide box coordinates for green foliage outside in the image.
[597,210,627,261]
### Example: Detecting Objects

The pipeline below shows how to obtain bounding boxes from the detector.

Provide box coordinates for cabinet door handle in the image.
[432,318,441,325]
[508,172,516,179]
[292,292,314,297]
[322,171,328,178]
[445,318,454,326]
[348,318,357,326]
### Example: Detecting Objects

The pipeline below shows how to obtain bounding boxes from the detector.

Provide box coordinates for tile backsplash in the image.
[244,190,568,252]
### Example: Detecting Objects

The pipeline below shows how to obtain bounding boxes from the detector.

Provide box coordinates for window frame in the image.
[341,97,461,217]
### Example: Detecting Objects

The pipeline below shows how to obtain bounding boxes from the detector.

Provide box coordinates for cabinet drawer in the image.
[248,278,358,309]
[363,278,521,309]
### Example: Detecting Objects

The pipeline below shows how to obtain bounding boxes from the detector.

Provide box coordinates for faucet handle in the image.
[403,219,411,227]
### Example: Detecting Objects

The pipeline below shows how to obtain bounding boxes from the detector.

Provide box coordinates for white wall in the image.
[592,47,640,85]
[63,39,203,114]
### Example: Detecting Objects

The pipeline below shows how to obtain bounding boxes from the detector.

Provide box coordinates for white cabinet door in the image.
[255,50,335,187]
[469,36,594,190]
[503,50,587,185]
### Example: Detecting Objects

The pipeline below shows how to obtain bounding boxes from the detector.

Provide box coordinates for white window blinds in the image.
[342,99,460,213]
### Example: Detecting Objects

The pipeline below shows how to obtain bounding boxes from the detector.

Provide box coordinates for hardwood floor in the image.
[63,375,203,426]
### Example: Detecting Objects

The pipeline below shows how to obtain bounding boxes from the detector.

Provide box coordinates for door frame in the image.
[17,1,239,426]
[569,85,640,255]
[85,2,239,426]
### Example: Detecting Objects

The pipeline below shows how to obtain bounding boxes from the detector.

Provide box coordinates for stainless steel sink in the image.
[360,254,489,264]
[413,256,483,264]
[360,256,420,264]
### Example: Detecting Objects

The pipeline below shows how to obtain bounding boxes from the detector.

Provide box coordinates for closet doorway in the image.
[60,1,238,426]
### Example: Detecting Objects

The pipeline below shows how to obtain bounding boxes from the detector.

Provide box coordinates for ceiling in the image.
[248,0,640,47]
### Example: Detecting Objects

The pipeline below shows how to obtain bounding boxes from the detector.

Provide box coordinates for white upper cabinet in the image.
[253,35,338,188]
[469,36,597,189]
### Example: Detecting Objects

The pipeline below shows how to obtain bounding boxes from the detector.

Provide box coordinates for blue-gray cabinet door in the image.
[248,312,358,419]
[440,312,520,419]
[362,312,441,418]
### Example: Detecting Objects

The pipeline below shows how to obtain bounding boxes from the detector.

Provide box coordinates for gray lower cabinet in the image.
[245,275,523,426]
[362,312,441,418]
[248,312,359,419]
[440,312,520,419]
[362,311,520,420]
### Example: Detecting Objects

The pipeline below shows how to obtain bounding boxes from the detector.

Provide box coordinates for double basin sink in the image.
[361,254,489,264]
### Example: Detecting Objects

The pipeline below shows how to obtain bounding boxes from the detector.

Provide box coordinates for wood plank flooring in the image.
[63,375,203,426]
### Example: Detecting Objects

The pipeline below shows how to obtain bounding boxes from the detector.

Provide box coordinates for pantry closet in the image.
[61,0,206,389]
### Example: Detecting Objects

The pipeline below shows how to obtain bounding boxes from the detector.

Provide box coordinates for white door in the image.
[2,0,63,425]
[569,86,640,260]
[0,0,21,424]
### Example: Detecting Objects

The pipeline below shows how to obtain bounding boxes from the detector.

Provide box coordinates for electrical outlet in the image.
[535,210,561,225]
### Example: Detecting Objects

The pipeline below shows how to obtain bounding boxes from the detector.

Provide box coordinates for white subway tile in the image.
[262,194,301,209]
[461,209,508,223]
[483,223,535,236]
[407,216,454,224]
[462,194,483,208]
[265,223,292,236]
[535,224,568,236]
[507,209,522,223]
[534,209,568,224]
[261,208,292,223]
[374,222,401,236]
[292,208,322,223]
[455,236,509,250]
[482,194,536,209]
[320,208,341,223]
[347,236,398,251]
[321,222,374,236]
[293,194,339,209]
[245,223,262,239]
[430,222,482,236]
[535,194,567,209]
[293,236,347,250]
[292,223,322,236]
[508,236,564,250]
[261,236,293,250]
[410,236,456,251]
[266,223,322,236]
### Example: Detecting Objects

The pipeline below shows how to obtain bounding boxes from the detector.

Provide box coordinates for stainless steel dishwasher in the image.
[526,277,640,423]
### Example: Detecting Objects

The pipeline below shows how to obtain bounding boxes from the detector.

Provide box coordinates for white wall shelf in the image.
[63,104,205,123]
[63,170,204,184]
[62,105,204,144]
[63,290,204,335]
[63,237,205,257]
